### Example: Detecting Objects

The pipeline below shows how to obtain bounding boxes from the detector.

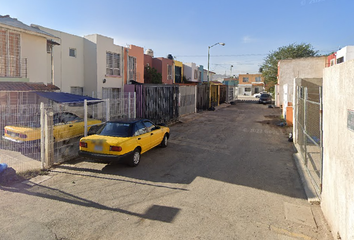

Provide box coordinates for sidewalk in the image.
[0,149,42,175]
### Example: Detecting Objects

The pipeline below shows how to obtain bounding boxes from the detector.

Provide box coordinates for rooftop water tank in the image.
[145,49,154,57]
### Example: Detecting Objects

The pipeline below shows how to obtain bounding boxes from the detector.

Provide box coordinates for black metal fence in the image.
[135,84,179,124]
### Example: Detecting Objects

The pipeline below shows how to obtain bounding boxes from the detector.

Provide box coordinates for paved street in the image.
[0,102,333,240]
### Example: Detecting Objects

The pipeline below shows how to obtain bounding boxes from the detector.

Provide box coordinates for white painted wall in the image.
[34,25,85,93]
[322,59,354,240]
[21,33,48,83]
[83,35,98,97]
[184,63,198,82]
[336,46,354,63]
[277,57,326,109]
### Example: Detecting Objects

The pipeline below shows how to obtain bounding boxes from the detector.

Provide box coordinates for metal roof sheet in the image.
[0,15,58,39]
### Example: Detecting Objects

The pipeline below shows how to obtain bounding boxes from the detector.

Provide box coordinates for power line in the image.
[176,54,267,58]
[175,50,336,58]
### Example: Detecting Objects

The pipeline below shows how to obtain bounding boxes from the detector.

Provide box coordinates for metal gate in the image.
[295,85,323,196]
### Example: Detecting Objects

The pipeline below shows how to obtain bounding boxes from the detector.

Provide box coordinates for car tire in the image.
[128,148,141,167]
[160,134,168,148]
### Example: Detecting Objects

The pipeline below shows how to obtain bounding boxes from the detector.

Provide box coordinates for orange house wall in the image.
[128,45,144,83]
[238,73,263,84]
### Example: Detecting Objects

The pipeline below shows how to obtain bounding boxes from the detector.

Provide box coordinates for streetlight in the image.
[207,42,225,82]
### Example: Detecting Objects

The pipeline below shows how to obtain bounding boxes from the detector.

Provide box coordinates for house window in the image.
[69,48,76,57]
[106,52,120,76]
[194,69,199,80]
[102,87,121,99]
[245,88,251,92]
[0,29,21,77]
[128,56,136,81]
[243,77,249,82]
[330,59,335,66]
[71,87,83,96]
[255,77,262,82]
[168,65,173,80]
[337,57,344,64]
[47,42,52,53]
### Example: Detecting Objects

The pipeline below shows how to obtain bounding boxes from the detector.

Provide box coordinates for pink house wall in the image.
[154,57,173,84]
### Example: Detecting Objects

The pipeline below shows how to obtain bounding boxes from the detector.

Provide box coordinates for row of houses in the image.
[275,46,354,240]
[0,14,225,103]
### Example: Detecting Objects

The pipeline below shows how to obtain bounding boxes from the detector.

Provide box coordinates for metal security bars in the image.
[295,85,323,196]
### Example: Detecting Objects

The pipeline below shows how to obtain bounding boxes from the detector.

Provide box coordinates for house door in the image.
[175,66,181,83]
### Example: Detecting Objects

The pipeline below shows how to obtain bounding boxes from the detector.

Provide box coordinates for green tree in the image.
[144,66,162,84]
[260,43,318,92]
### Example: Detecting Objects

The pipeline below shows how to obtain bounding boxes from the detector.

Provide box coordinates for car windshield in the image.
[97,122,133,137]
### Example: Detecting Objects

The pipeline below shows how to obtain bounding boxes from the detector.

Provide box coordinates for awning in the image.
[35,92,102,105]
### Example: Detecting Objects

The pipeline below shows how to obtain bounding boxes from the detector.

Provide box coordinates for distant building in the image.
[238,73,264,96]
[223,77,238,86]
[326,46,354,67]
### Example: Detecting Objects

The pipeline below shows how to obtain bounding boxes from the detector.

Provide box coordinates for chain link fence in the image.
[0,93,136,169]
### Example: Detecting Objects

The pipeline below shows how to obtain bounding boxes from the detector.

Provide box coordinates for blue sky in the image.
[1,0,353,75]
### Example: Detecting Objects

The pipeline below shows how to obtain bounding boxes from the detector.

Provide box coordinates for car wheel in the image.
[128,148,141,167]
[160,134,168,148]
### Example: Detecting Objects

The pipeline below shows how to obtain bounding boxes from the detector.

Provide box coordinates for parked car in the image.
[259,93,272,104]
[79,119,170,167]
[2,112,101,151]
[253,93,262,98]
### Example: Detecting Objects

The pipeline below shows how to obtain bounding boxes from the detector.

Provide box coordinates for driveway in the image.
[0,102,332,240]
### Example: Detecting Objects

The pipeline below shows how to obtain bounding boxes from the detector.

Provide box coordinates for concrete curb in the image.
[293,152,320,204]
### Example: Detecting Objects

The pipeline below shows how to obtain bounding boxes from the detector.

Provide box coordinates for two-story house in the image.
[153,56,174,84]
[183,62,199,83]
[238,73,264,96]
[0,15,60,105]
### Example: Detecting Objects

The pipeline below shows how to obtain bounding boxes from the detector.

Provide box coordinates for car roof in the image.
[107,118,150,124]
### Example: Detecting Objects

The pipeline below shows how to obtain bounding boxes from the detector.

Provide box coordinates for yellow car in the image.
[79,119,170,167]
[3,112,101,151]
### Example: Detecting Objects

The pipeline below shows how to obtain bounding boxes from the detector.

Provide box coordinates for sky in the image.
[1,0,353,76]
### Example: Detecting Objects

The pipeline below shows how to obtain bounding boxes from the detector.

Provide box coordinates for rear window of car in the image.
[97,122,133,137]
[261,94,270,97]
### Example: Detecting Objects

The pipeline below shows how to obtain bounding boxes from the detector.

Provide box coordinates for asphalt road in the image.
[0,101,333,240]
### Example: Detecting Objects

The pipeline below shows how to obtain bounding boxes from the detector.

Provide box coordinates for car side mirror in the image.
[152,126,160,131]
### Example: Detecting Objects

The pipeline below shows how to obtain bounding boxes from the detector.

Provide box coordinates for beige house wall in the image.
[277,56,326,117]
[21,33,49,84]
[34,25,85,93]
[321,59,354,240]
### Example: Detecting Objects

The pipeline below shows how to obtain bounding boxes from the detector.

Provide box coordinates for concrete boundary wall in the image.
[322,59,354,240]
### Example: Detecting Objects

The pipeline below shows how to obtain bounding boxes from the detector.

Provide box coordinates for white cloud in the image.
[243,36,257,43]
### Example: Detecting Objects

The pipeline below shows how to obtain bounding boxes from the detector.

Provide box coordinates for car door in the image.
[143,120,162,148]
[133,121,151,153]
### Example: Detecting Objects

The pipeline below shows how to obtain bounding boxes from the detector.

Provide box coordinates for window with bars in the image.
[194,69,199,80]
[69,48,76,57]
[0,29,21,77]
[128,56,136,81]
[102,87,121,99]
[168,65,173,80]
[106,52,120,76]
[71,86,83,96]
